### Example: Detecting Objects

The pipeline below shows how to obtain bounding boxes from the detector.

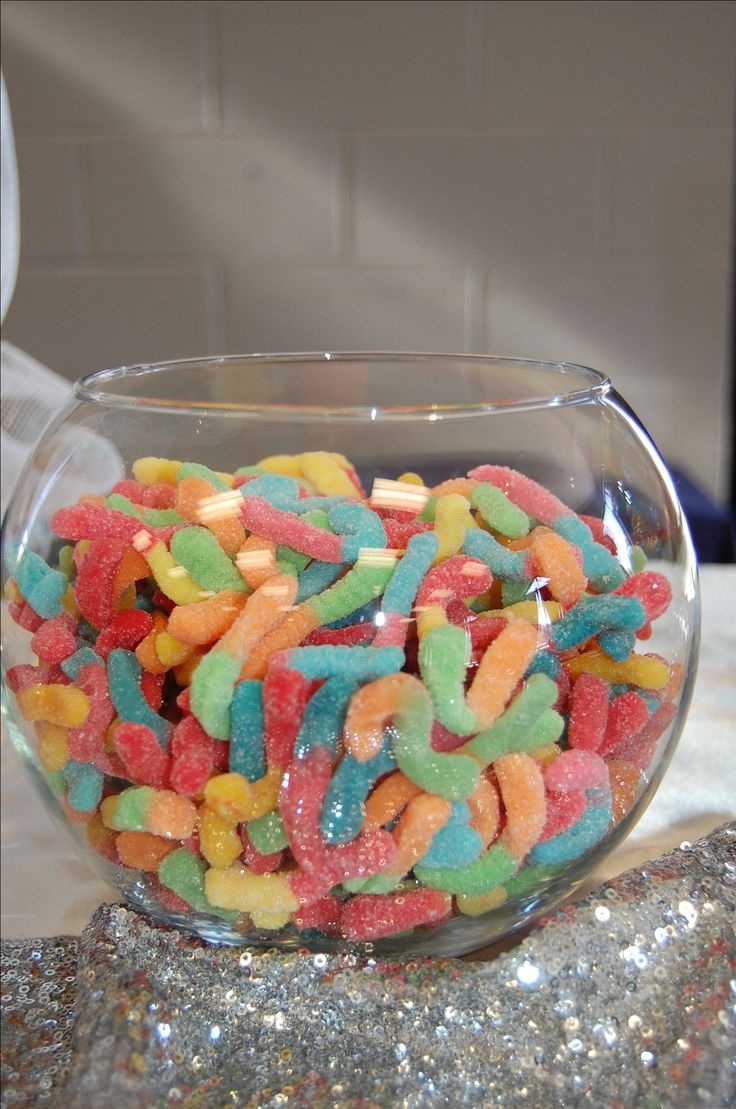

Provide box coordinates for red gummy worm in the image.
[568,673,609,752]
[169,715,216,797]
[341,888,452,941]
[114,721,170,788]
[96,610,154,660]
[239,497,343,563]
[30,615,78,665]
[263,668,313,770]
[599,692,650,758]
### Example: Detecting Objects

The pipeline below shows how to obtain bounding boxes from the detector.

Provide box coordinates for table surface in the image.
[2,566,735,943]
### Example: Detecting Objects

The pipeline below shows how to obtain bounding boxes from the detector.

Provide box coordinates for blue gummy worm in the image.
[63,760,104,813]
[328,501,387,563]
[61,647,103,681]
[462,529,529,582]
[553,515,626,592]
[295,560,345,603]
[107,649,171,747]
[286,645,404,681]
[320,738,396,845]
[529,799,612,866]
[551,595,645,652]
[229,680,266,782]
[294,676,358,760]
[417,802,483,869]
[382,531,438,616]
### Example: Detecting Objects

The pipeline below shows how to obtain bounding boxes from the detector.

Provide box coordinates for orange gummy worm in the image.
[167,590,248,646]
[466,619,539,731]
[467,773,501,849]
[135,610,169,675]
[531,530,587,605]
[389,792,452,877]
[239,604,320,680]
[431,477,477,498]
[218,573,298,663]
[235,534,280,590]
[344,673,418,762]
[175,476,245,558]
[608,760,641,824]
[363,771,423,833]
[115,830,177,871]
[495,752,546,859]
[112,546,150,609]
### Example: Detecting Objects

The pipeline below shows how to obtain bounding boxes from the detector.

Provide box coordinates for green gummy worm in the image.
[471,482,530,539]
[392,682,479,801]
[112,786,156,831]
[308,561,395,626]
[418,624,478,736]
[158,849,236,921]
[247,811,288,854]
[170,527,247,594]
[190,651,242,740]
[415,842,518,895]
[460,674,561,767]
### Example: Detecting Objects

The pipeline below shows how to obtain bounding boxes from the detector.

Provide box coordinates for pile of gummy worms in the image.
[4,451,680,942]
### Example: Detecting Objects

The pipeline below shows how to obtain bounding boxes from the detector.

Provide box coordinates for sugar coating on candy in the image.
[8,450,681,940]
[229,680,266,780]
[471,482,530,540]
[418,624,478,736]
[294,675,357,760]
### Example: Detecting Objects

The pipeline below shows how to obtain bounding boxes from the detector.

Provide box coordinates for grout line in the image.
[464,0,485,121]
[71,143,93,260]
[331,130,353,261]
[199,0,222,132]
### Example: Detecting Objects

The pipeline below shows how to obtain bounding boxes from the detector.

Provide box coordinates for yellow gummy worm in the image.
[415,605,449,641]
[396,472,426,486]
[485,600,562,624]
[199,807,243,868]
[17,684,90,728]
[456,886,508,916]
[155,630,196,668]
[132,457,233,487]
[299,451,361,497]
[466,619,539,731]
[142,540,208,606]
[565,649,670,690]
[205,865,298,914]
[204,769,282,823]
[433,494,476,564]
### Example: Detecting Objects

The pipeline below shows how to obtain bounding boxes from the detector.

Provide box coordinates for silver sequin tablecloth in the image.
[2,823,735,1108]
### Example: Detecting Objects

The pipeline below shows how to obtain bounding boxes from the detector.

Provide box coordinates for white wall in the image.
[2,0,734,497]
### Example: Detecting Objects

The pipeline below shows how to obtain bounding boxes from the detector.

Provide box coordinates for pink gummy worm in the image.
[282,748,395,904]
[51,503,179,545]
[544,748,609,793]
[372,611,410,649]
[468,465,574,527]
[239,497,344,562]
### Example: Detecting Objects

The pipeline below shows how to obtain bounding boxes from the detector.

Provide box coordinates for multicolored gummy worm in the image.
[4,451,680,942]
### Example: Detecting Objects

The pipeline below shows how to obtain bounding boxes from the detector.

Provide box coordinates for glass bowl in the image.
[0,353,699,956]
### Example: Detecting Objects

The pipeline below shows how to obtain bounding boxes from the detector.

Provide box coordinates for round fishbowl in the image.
[1,353,699,956]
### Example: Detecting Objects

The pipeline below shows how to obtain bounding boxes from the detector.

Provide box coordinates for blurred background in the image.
[1,0,735,552]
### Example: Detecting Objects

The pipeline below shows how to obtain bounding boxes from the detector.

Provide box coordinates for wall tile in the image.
[353,133,596,261]
[88,134,335,261]
[15,140,81,258]
[226,265,467,353]
[485,265,729,493]
[599,131,733,259]
[482,1,736,123]
[1,0,203,135]
[3,267,210,379]
[217,0,468,130]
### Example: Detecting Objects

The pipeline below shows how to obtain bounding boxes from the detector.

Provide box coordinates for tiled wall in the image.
[2,0,734,497]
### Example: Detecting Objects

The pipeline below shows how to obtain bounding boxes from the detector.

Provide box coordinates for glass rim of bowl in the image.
[74,351,612,422]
